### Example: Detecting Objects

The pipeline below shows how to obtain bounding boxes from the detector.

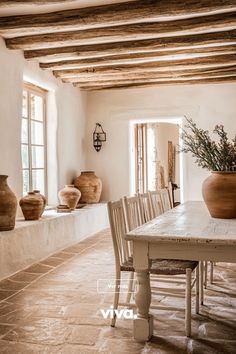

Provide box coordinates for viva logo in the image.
[100,306,137,319]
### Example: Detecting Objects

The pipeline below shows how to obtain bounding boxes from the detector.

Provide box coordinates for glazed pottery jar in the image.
[19,192,44,220]
[74,171,102,203]
[202,171,236,219]
[58,184,81,210]
[33,190,46,217]
[0,175,17,231]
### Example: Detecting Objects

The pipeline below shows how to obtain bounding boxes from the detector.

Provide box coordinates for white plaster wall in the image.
[0,38,87,208]
[85,83,236,202]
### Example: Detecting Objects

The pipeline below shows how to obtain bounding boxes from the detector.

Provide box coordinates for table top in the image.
[126,201,236,245]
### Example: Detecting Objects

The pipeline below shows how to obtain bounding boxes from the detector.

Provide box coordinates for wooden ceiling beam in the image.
[77,76,236,91]
[61,66,236,83]
[75,73,236,88]
[23,30,236,60]
[0,0,78,6]
[5,12,236,50]
[53,54,236,78]
[39,45,236,70]
[1,0,236,36]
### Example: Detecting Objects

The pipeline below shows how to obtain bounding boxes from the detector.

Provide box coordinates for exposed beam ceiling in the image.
[1,0,236,90]
[5,12,236,50]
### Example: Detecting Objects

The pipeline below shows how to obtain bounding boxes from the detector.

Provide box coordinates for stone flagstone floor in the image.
[0,228,236,353]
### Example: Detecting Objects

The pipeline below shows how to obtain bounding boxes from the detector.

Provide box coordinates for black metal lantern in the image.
[93,123,106,152]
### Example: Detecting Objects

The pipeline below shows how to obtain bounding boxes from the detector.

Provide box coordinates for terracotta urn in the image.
[33,190,46,217]
[202,171,236,219]
[58,184,81,210]
[19,192,44,220]
[0,175,17,231]
[74,171,102,203]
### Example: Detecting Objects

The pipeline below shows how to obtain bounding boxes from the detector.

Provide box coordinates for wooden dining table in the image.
[125,201,236,342]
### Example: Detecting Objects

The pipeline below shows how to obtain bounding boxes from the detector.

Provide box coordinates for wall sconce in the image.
[93,123,106,152]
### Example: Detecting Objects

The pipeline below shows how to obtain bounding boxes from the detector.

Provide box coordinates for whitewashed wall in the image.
[0,38,87,208]
[85,83,236,202]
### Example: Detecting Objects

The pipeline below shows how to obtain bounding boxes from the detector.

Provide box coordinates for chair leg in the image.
[195,265,199,314]
[185,268,192,337]
[210,261,214,284]
[111,270,121,327]
[204,261,208,289]
[200,261,204,305]
[126,272,134,304]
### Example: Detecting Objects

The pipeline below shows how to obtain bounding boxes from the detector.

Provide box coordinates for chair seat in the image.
[120,258,198,275]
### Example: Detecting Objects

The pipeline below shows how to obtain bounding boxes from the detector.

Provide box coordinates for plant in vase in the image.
[181,118,236,219]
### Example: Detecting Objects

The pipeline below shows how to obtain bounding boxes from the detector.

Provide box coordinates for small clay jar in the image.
[58,184,81,210]
[33,190,46,217]
[19,192,44,220]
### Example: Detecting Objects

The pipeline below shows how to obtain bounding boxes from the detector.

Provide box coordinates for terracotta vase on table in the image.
[202,171,236,219]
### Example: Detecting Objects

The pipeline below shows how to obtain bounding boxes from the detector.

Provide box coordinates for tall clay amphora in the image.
[202,171,236,219]
[74,171,102,203]
[0,175,17,231]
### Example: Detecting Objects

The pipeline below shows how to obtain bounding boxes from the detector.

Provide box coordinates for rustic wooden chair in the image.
[108,199,200,336]
[137,192,153,223]
[159,187,172,212]
[148,190,163,218]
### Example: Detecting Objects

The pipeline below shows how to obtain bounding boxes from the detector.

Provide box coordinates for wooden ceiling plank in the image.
[23,30,236,60]
[5,12,236,50]
[1,0,236,36]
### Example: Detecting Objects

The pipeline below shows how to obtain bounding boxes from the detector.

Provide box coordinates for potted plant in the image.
[181,118,236,219]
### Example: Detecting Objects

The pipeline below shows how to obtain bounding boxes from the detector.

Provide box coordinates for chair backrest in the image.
[148,190,163,218]
[137,192,152,223]
[107,200,131,267]
[123,195,143,232]
[159,188,172,212]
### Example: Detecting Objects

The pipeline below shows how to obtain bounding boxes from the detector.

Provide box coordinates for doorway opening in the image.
[130,119,182,205]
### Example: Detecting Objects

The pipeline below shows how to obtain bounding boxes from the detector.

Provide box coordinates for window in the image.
[21,83,47,197]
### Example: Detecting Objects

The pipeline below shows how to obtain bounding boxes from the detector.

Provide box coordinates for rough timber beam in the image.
[1,0,236,36]
[5,12,236,50]
[61,66,236,83]
[53,54,236,79]
[23,30,236,60]
[77,76,236,90]
[39,46,236,70]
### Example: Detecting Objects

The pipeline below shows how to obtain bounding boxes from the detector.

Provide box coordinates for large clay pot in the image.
[58,184,81,210]
[19,192,44,220]
[202,172,236,219]
[33,190,46,217]
[74,171,102,203]
[0,175,17,231]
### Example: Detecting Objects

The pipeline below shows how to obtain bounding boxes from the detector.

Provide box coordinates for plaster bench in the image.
[0,203,109,281]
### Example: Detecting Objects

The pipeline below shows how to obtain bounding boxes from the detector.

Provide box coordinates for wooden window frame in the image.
[21,82,48,198]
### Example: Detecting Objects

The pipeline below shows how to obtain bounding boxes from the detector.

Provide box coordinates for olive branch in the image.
[181,118,236,171]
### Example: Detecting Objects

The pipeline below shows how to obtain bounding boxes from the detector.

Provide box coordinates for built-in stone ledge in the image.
[0,203,109,281]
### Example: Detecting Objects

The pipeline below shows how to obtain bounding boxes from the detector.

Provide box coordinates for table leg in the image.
[134,269,153,342]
